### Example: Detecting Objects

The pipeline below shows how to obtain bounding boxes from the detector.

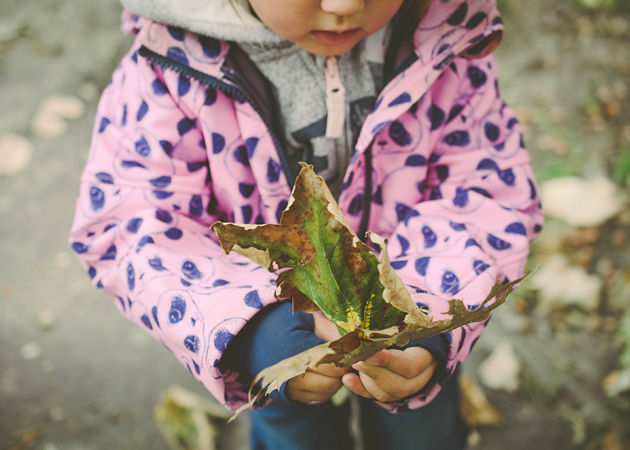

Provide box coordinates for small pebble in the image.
[78,82,100,102]
[20,342,42,360]
[49,407,64,422]
[38,309,56,331]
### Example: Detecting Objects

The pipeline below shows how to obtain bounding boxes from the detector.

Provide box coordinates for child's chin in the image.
[299,39,361,57]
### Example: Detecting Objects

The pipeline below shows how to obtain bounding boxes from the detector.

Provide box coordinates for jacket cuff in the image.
[397,334,449,399]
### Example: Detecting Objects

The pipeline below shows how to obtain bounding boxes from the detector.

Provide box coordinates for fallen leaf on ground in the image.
[459,376,502,426]
[603,369,630,397]
[7,429,40,450]
[32,111,68,139]
[563,227,599,247]
[531,254,601,312]
[600,431,622,450]
[467,429,481,448]
[0,133,33,176]
[32,95,84,139]
[478,342,521,392]
[540,177,623,227]
[154,385,231,450]
[39,95,85,120]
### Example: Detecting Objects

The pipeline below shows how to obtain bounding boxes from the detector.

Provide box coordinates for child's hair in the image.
[394,0,432,36]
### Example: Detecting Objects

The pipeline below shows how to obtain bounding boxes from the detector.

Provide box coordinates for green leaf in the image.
[212,163,406,334]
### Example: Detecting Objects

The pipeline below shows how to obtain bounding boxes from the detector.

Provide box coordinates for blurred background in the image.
[1,0,629,449]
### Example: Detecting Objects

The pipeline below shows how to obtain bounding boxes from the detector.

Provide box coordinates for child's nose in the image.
[320,0,365,17]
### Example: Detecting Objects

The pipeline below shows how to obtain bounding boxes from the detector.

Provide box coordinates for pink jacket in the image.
[70,0,543,413]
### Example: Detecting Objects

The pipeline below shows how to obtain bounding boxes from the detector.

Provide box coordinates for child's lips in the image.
[311,28,360,45]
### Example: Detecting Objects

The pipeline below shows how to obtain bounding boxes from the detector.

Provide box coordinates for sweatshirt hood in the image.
[120,0,287,45]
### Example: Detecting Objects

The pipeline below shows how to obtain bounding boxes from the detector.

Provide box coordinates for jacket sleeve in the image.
[377,54,543,413]
[69,39,281,411]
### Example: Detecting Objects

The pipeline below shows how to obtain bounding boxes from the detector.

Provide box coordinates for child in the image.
[70,0,543,448]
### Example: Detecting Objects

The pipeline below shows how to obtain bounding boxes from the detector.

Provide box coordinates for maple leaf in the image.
[212,163,535,419]
[212,163,407,335]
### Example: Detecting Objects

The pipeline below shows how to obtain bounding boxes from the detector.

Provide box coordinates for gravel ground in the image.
[1,0,629,449]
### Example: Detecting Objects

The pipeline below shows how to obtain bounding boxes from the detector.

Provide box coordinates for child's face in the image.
[248,0,406,56]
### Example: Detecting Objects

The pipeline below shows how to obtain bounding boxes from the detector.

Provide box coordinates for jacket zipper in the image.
[357,143,373,242]
[138,46,296,187]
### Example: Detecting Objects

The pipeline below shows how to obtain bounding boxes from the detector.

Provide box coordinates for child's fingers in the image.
[289,388,340,403]
[353,357,438,401]
[342,372,374,399]
[365,347,434,379]
[356,371,399,402]
[287,371,343,400]
[312,312,342,342]
[311,362,352,378]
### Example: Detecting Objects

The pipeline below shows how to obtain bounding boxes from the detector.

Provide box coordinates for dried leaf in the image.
[459,376,502,426]
[540,176,623,227]
[229,342,338,421]
[530,254,601,311]
[231,273,532,420]
[154,385,231,450]
[478,342,521,392]
[369,232,430,326]
[213,163,407,335]
[40,95,85,120]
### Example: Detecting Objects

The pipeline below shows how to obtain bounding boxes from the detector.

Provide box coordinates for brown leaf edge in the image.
[228,268,537,421]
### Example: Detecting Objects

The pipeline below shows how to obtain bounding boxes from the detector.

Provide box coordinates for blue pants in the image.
[247,373,467,450]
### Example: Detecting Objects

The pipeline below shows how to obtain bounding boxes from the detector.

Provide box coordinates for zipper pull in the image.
[324,56,346,139]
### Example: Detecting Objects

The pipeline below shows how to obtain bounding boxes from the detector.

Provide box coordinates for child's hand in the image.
[309,311,438,403]
[285,312,350,403]
[342,348,438,402]
[286,363,351,403]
